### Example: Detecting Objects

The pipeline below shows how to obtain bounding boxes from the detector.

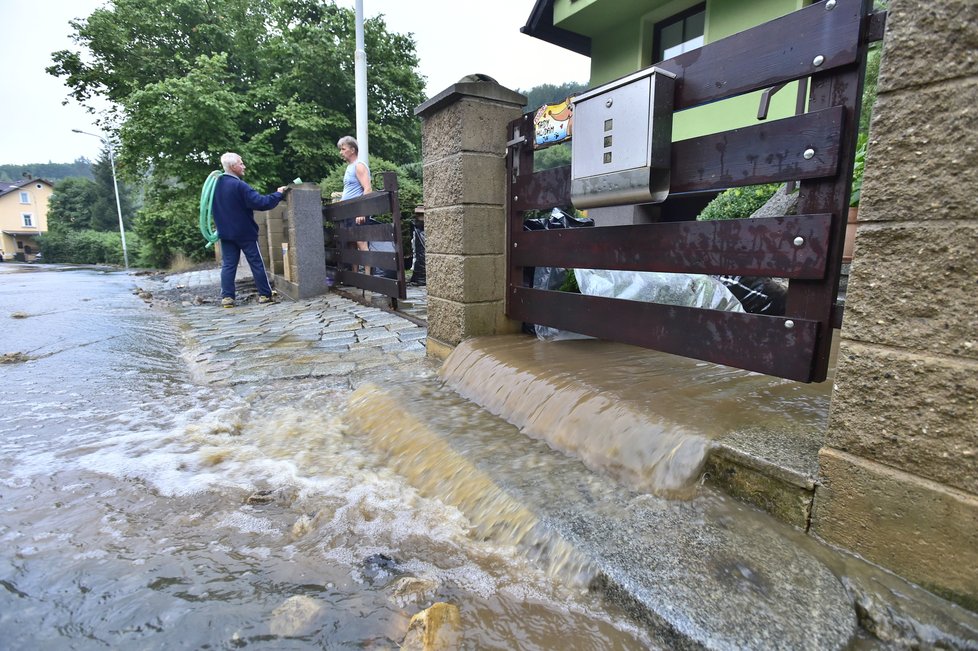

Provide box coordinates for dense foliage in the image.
[0,159,93,183]
[48,149,136,233]
[49,0,426,266]
[696,184,780,221]
[47,178,98,231]
[519,81,588,113]
[37,229,140,266]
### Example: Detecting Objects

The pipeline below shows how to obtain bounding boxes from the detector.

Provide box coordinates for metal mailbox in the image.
[570,67,676,209]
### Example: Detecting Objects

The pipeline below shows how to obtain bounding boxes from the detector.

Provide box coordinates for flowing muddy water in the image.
[440,336,833,497]
[0,265,650,649]
[5,265,977,650]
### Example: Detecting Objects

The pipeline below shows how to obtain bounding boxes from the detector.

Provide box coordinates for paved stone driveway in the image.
[153,266,431,389]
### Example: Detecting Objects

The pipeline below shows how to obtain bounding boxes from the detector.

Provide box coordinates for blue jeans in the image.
[220,239,272,298]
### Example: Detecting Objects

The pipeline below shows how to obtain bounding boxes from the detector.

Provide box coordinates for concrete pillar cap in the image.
[415,76,527,118]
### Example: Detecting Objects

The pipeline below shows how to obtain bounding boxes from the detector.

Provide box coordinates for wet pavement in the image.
[138,265,978,650]
[150,265,432,389]
[4,264,654,650]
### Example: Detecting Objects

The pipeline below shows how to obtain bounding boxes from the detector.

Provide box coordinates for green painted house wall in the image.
[552,0,809,140]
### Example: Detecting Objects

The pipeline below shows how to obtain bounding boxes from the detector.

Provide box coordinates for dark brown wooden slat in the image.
[513,164,572,212]
[335,223,397,241]
[514,107,843,211]
[670,107,843,193]
[336,270,401,296]
[337,249,399,268]
[509,287,819,382]
[324,174,407,301]
[655,0,863,110]
[323,192,394,222]
[383,171,408,298]
[867,10,887,43]
[511,213,832,278]
[787,61,867,381]
[508,114,538,316]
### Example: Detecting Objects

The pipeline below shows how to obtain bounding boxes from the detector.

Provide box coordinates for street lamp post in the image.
[72,129,129,269]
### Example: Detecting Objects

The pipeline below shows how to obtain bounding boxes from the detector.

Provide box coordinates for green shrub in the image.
[321,157,423,262]
[38,229,141,266]
[134,190,208,268]
[850,133,868,207]
[696,183,780,221]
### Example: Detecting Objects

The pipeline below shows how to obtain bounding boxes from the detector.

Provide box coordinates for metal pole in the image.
[106,143,130,269]
[72,129,129,269]
[354,0,369,165]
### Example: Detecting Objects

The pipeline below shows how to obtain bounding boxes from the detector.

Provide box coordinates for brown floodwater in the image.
[4,265,975,650]
[0,265,652,649]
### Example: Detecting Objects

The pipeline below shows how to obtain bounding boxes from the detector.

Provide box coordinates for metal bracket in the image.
[757,83,787,120]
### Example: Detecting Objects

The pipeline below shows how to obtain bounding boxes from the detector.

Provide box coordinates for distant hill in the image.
[0,158,94,183]
[519,81,589,113]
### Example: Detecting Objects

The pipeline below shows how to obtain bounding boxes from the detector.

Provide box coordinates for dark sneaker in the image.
[221,297,235,308]
[257,295,274,305]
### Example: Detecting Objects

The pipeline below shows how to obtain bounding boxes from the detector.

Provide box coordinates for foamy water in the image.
[0,265,650,649]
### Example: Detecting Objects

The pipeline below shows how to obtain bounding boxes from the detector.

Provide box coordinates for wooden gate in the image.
[324,171,407,306]
[506,0,885,383]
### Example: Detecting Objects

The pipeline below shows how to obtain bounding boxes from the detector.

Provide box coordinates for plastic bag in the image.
[574,269,746,313]
[410,221,426,285]
[714,275,787,315]
[523,208,594,340]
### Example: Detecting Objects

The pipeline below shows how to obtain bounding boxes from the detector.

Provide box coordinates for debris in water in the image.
[360,553,404,584]
[246,490,275,505]
[401,602,463,651]
[1,352,31,364]
[389,576,441,607]
[269,595,325,636]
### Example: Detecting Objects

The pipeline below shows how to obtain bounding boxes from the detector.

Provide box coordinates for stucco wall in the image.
[0,181,52,260]
[558,0,804,139]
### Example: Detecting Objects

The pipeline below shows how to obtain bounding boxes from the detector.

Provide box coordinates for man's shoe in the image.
[257,295,273,305]
[221,297,235,308]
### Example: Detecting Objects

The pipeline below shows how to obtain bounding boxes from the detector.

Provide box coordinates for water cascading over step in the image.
[343,357,858,649]
[438,335,830,497]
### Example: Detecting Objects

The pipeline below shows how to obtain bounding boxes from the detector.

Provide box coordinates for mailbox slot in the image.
[571,67,675,209]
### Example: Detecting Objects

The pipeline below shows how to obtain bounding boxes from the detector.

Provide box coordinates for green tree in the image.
[90,148,135,231]
[49,0,426,265]
[0,158,93,183]
[47,177,98,231]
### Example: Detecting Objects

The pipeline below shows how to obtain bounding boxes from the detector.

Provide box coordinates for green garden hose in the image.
[198,170,224,248]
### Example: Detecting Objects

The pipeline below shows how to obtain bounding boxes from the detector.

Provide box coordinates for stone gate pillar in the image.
[263,183,327,300]
[415,76,527,358]
[811,0,978,609]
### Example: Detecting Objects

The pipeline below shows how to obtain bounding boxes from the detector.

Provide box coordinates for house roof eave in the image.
[0,177,55,199]
[522,0,592,57]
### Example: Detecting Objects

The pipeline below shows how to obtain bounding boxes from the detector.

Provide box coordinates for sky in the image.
[0,0,590,165]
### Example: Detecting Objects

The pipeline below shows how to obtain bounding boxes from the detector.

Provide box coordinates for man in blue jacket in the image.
[213,152,287,307]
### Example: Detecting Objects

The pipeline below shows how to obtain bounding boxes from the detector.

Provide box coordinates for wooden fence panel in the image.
[511,214,832,278]
[323,171,406,302]
[504,0,880,383]
[511,287,819,382]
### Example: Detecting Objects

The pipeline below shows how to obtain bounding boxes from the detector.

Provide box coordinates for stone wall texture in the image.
[417,83,526,350]
[814,0,978,608]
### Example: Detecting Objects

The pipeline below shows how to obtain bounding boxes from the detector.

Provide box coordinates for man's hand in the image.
[356,216,365,224]
[277,186,288,193]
